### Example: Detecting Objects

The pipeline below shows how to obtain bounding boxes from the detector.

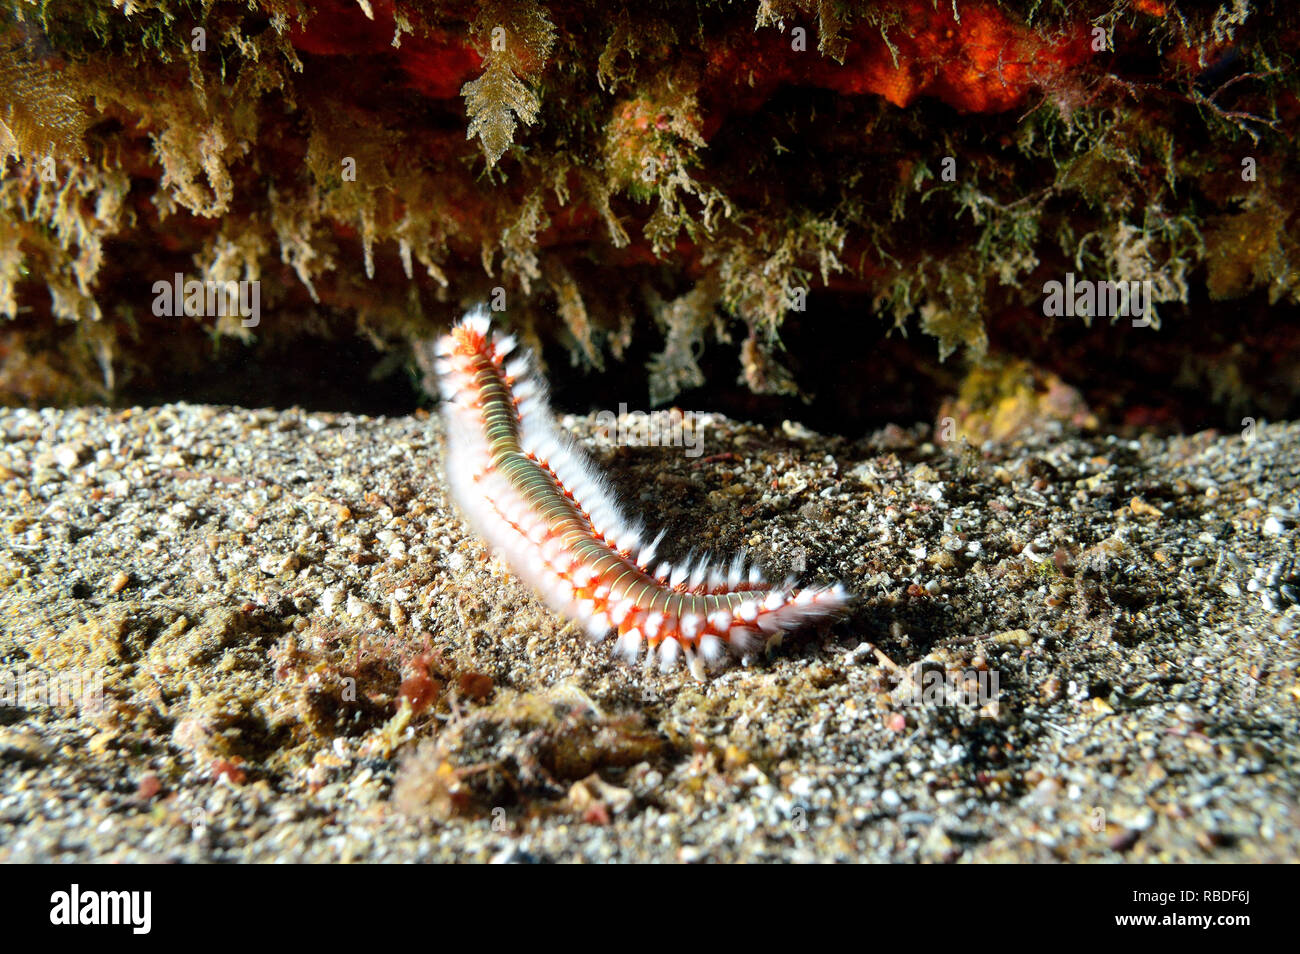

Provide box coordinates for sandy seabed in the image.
[0,403,1296,862]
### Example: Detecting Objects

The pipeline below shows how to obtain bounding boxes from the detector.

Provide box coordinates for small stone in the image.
[1129,496,1162,519]
[53,444,82,470]
[136,774,163,799]
[1033,777,1062,802]
[927,550,957,570]
[0,727,51,764]
[258,552,300,576]
[992,629,1032,646]
[321,587,344,615]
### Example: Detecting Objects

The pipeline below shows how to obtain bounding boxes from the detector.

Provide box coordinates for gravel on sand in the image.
[1,403,1296,862]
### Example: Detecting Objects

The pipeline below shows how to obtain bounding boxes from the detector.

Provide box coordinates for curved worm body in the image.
[434,306,849,678]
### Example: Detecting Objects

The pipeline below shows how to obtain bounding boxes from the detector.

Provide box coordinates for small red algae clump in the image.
[136,774,163,800]
[399,41,484,100]
[703,0,1092,132]
[287,0,481,100]
[398,652,443,715]
[291,0,1090,125]
[210,758,248,785]
[457,672,495,702]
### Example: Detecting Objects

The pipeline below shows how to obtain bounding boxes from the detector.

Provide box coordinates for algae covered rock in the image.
[0,0,1296,428]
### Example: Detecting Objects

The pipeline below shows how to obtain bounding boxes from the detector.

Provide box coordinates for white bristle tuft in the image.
[609,598,635,625]
[728,626,762,654]
[615,629,643,662]
[540,536,563,564]
[639,530,665,567]
[728,552,746,587]
[700,633,725,662]
[585,613,611,642]
[658,638,680,672]
[686,646,705,682]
